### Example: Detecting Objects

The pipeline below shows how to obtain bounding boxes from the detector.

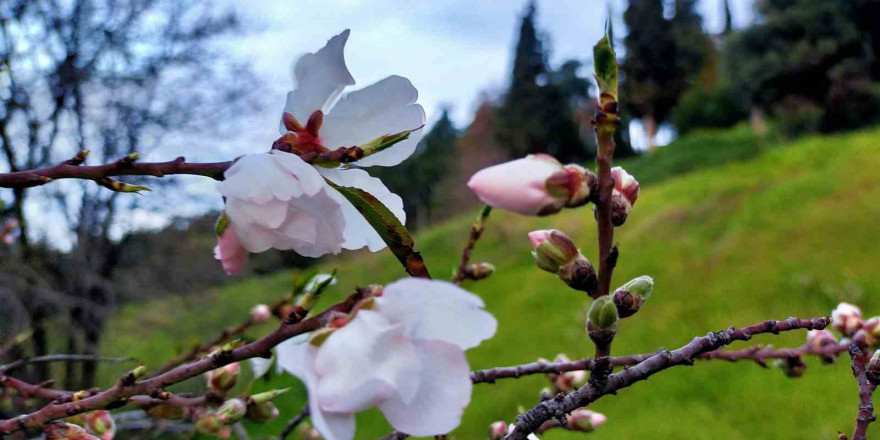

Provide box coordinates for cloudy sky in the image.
[209,0,755,155]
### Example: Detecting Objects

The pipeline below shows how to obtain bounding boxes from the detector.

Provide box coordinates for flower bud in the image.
[806,329,839,363]
[613,276,654,318]
[250,304,271,323]
[529,230,597,294]
[774,356,807,378]
[43,422,99,440]
[567,409,607,432]
[217,398,247,424]
[854,317,880,348]
[206,362,240,394]
[80,410,116,440]
[552,354,586,391]
[609,167,639,226]
[867,349,880,385]
[463,262,496,281]
[300,423,325,440]
[195,411,227,436]
[488,421,508,440]
[246,401,280,423]
[587,296,618,346]
[468,155,569,216]
[832,302,863,337]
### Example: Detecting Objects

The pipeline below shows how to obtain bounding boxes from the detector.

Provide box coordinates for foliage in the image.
[100,126,880,439]
[671,82,750,135]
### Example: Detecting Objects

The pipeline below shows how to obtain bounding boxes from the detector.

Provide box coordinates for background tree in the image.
[0,0,256,388]
[495,2,588,163]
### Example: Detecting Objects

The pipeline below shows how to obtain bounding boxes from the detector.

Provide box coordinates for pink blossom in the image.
[467,155,567,215]
[214,227,249,275]
[277,278,497,440]
[250,304,272,323]
[832,302,863,336]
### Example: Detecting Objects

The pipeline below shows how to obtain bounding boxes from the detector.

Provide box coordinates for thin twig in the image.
[451,206,492,285]
[278,406,310,440]
[847,344,877,440]
[503,317,831,440]
[1,354,136,373]
[0,289,368,435]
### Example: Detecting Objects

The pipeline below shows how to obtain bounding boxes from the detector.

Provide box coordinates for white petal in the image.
[218,153,305,204]
[320,168,405,252]
[276,339,357,440]
[281,30,356,132]
[376,278,497,350]
[379,340,472,436]
[314,310,420,413]
[270,150,325,197]
[249,356,273,379]
[321,75,426,167]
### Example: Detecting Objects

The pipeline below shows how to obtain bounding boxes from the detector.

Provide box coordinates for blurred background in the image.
[1,0,880,438]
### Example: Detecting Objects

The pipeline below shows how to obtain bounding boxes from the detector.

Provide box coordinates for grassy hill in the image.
[101,126,880,440]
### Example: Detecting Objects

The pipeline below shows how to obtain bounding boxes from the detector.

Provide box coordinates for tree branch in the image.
[847,344,877,440]
[278,406,310,440]
[503,317,831,440]
[451,206,491,285]
[1,354,136,374]
[0,289,367,435]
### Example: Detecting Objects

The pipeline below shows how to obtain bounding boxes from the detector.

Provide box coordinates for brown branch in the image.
[278,406,310,440]
[503,317,831,440]
[0,289,367,435]
[1,354,136,373]
[847,344,877,440]
[451,206,492,285]
[153,317,258,376]
[0,156,231,189]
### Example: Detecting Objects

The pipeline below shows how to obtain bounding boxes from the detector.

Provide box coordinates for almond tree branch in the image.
[847,344,877,440]
[278,406,310,440]
[0,289,367,435]
[452,206,492,285]
[1,354,137,373]
[503,317,831,440]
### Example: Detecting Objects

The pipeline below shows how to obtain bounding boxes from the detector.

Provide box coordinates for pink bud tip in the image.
[215,227,249,275]
[528,230,554,249]
[250,304,272,323]
[467,156,566,216]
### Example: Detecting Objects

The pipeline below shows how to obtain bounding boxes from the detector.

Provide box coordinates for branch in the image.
[451,206,492,285]
[0,289,368,435]
[503,317,831,440]
[847,344,877,440]
[278,406,310,440]
[1,354,136,373]
[0,155,231,189]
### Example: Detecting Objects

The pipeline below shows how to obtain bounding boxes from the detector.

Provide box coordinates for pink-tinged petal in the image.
[379,340,472,436]
[527,230,553,248]
[375,278,497,350]
[281,30,356,132]
[319,167,405,252]
[314,310,420,413]
[467,156,565,215]
[275,339,357,440]
[214,228,249,275]
[321,75,426,167]
[248,356,273,380]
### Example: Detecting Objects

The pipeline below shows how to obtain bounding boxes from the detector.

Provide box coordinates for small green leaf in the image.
[215,211,229,237]
[325,179,430,278]
[593,35,618,100]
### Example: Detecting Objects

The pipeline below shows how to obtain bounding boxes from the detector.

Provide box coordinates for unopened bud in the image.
[868,349,880,385]
[552,354,586,391]
[608,167,639,226]
[488,421,508,440]
[855,317,880,348]
[806,329,839,363]
[587,296,618,346]
[613,275,654,318]
[80,410,115,440]
[774,356,807,378]
[43,422,99,440]
[832,303,863,337]
[299,423,325,440]
[567,409,607,432]
[249,388,289,405]
[217,398,247,424]
[358,127,421,158]
[250,304,271,323]
[246,400,280,423]
[195,411,227,436]
[463,262,495,281]
[546,164,598,208]
[530,230,597,294]
[558,257,598,295]
[206,362,240,394]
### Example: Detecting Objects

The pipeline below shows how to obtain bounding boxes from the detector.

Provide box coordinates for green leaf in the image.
[593,35,618,100]
[325,179,430,278]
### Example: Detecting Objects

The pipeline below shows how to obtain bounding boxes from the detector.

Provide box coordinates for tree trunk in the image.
[643,114,657,152]
[750,105,767,134]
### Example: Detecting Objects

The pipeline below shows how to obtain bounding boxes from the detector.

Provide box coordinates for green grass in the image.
[101,126,880,440]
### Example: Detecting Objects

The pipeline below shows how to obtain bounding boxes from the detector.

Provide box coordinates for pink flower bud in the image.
[195,410,227,436]
[214,227,249,275]
[246,401,280,423]
[81,410,115,440]
[774,356,807,378]
[468,155,567,216]
[43,423,99,440]
[567,409,607,432]
[217,398,247,424]
[206,362,240,394]
[854,317,880,348]
[463,262,496,281]
[299,423,325,440]
[806,329,837,350]
[552,354,586,391]
[528,230,579,271]
[868,349,880,385]
[609,166,639,226]
[832,302,863,337]
[250,304,272,323]
[488,421,508,440]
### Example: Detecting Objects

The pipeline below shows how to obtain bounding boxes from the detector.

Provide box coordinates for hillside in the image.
[101,127,880,439]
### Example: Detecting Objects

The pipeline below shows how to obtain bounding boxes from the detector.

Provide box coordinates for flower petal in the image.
[276,339,356,440]
[214,227,249,275]
[321,75,426,167]
[466,156,564,216]
[248,356,273,380]
[281,30,356,131]
[319,167,405,252]
[379,340,472,436]
[376,278,497,350]
[314,310,420,413]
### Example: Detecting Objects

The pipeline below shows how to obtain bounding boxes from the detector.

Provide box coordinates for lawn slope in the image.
[102,127,880,440]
